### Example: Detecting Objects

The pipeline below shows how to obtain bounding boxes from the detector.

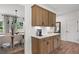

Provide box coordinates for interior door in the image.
[66,17,77,42]
[76,19,79,42]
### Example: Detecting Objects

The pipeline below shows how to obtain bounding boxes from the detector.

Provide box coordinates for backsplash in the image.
[32,26,55,35]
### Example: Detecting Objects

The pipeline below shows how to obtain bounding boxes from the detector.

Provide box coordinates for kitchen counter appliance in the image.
[36,29,42,36]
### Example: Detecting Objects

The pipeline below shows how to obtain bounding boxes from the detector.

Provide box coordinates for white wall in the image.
[57,11,79,43]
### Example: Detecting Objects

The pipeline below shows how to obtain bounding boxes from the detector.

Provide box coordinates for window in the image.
[0,21,3,32]
[16,21,23,29]
[15,17,24,32]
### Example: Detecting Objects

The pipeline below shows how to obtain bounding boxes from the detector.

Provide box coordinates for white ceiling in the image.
[42,4,79,16]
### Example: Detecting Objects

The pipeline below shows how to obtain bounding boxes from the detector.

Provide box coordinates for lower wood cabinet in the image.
[32,35,61,54]
[54,35,61,50]
[32,37,40,54]
[40,38,49,54]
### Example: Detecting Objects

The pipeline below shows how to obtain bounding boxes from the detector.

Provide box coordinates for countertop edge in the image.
[32,33,60,39]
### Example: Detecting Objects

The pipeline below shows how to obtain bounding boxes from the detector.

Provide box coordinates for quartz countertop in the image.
[32,33,60,39]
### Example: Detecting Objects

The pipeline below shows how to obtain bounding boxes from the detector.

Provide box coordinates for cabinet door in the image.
[40,39,48,54]
[42,9,49,26]
[56,35,61,48]
[36,6,43,26]
[54,35,61,50]
[49,12,56,26]
[53,13,56,26]
[32,37,40,54]
[50,36,54,53]
[47,37,53,53]
[40,37,54,54]
[32,6,36,26]
[53,36,58,50]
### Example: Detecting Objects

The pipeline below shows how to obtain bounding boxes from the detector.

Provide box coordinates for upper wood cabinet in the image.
[32,5,43,26]
[36,6,43,26]
[32,5,56,26]
[42,9,49,26]
[49,12,56,26]
[32,5,36,26]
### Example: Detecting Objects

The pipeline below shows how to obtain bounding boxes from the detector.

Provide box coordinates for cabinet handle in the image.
[47,42,49,45]
[52,24,53,26]
[43,39,46,41]
[42,22,44,25]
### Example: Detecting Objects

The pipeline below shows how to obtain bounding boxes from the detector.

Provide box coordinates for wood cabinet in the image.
[50,36,54,53]
[40,38,49,54]
[32,35,60,54]
[32,5,56,26]
[42,9,49,26]
[32,5,43,26]
[54,35,61,50]
[32,5,36,26]
[36,6,43,26]
[32,37,52,54]
[49,12,56,26]
[32,37,40,54]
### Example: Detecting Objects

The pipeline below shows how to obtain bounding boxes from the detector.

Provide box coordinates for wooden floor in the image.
[1,40,79,54]
[54,41,79,54]
[0,44,24,54]
[0,47,24,54]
